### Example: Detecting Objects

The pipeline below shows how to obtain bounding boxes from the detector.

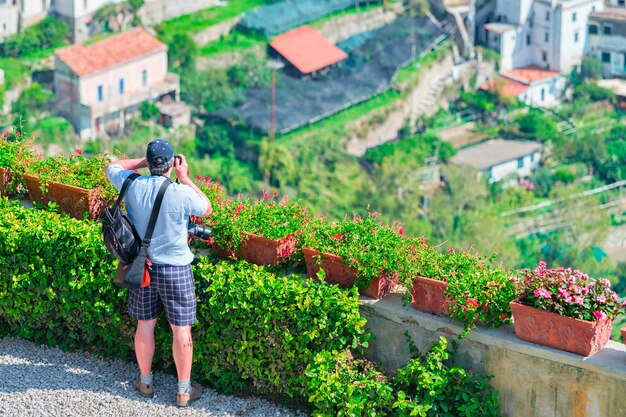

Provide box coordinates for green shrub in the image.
[192,259,370,398]
[3,17,68,57]
[0,198,134,356]
[306,350,394,416]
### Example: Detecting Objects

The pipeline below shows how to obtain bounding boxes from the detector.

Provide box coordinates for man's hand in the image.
[173,154,190,181]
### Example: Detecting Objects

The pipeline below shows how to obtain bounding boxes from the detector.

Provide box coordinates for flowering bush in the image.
[399,241,517,333]
[0,120,35,195]
[23,151,118,202]
[513,261,626,321]
[301,212,406,289]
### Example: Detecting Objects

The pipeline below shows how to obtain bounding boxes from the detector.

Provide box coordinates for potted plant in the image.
[23,151,117,219]
[300,212,401,299]
[510,261,626,356]
[0,123,35,197]
[402,240,517,336]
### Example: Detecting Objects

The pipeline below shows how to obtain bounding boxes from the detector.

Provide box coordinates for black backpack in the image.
[101,173,141,264]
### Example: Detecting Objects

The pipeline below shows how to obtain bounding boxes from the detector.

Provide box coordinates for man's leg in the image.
[135,319,157,377]
[171,324,193,381]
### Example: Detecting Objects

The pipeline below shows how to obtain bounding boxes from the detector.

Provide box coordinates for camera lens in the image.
[187,221,212,240]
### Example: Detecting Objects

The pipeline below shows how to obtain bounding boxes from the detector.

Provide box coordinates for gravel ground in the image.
[0,337,306,417]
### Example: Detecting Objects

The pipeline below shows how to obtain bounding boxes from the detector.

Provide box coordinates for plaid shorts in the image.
[128,263,197,326]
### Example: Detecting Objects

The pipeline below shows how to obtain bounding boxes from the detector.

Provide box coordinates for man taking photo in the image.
[105,139,212,407]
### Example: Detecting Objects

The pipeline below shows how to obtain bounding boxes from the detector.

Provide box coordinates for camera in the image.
[187,221,212,240]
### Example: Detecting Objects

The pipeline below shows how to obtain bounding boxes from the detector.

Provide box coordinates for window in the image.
[119,78,124,95]
[589,24,598,35]
[572,12,576,22]
[602,52,611,63]
[619,0,625,6]
[542,51,547,62]
[97,85,103,102]
[624,53,626,71]
[141,69,148,87]
[545,11,550,21]
[604,25,612,35]
[592,6,595,11]
[517,158,524,169]
[526,34,531,45]
[540,88,545,102]
[574,31,579,43]
[545,32,549,43]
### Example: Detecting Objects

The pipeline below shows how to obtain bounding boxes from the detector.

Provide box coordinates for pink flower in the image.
[74,149,82,156]
[371,211,381,218]
[593,311,607,320]
[331,233,342,241]
[573,296,584,305]
[599,279,611,287]
[533,288,552,299]
[262,192,270,201]
[595,295,606,303]
[397,228,405,237]
[465,298,479,308]
[448,248,455,254]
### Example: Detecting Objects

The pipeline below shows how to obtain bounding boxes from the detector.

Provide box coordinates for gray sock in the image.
[140,373,153,385]
[178,379,191,394]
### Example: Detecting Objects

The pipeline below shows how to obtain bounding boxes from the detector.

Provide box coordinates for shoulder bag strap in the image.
[141,178,172,247]
[113,172,140,209]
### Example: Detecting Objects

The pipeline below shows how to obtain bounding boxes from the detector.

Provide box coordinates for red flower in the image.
[208,237,215,245]
[262,191,270,201]
[216,179,221,185]
[397,228,405,237]
[15,131,20,137]
[448,248,455,254]
[465,298,479,308]
[273,191,279,197]
[196,175,202,181]
[331,233,343,241]
[74,149,82,156]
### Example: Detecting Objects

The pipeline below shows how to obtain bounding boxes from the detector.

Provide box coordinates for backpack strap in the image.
[141,178,172,247]
[113,173,140,209]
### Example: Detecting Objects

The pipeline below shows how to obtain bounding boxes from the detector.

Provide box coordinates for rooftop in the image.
[451,139,543,170]
[597,78,626,97]
[269,25,348,74]
[479,77,529,97]
[55,28,166,77]
[502,66,559,85]
[590,8,626,21]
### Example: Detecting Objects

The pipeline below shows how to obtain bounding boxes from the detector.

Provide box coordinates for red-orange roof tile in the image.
[502,66,559,84]
[269,26,347,74]
[590,8,626,22]
[55,28,166,77]
[480,78,529,97]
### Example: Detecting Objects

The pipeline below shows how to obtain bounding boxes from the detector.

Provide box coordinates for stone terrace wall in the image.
[360,291,626,417]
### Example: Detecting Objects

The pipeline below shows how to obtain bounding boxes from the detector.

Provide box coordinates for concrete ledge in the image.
[360,291,626,417]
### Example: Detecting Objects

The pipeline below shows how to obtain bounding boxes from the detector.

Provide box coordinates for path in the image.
[0,337,305,417]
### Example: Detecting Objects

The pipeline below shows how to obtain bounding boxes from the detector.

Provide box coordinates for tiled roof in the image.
[590,8,626,21]
[484,23,517,34]
[480,77,529,97]
[55,28,166,77]
[451,139,543,170]
[269,26,347,74]
[502,66,559,84]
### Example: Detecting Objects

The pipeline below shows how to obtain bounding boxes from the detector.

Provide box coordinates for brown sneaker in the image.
[176,382,203,407]
[135,377,154,398]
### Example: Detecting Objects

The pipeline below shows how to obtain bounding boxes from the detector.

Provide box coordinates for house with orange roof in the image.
[53,27,180,139]
[480,65,565,107]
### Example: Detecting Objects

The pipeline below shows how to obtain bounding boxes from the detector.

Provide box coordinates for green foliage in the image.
[128,0,144,11]
[193,259,370,398]
[12,82,53,119]
[3,17,68,57]
[516,111,557,142]
[226,50,272,89]
[33,116,77,149]
[0,121,34,195]
[573,82,616,104]
[139,101,160,122]
[306,350,394,416]
[196,123,235,158]
[167,33,198,69]
[456,91,496,113]
[179,68,234,112]
[364,133,454,165]
[579,57,603,81]
[23,151,118,202]
[393,337,501,417]
[0,198,134,356]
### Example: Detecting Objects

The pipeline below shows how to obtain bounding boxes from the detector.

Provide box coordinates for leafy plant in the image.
[512,261,626,321]
[0,119,35,195]
[23,150,118,202]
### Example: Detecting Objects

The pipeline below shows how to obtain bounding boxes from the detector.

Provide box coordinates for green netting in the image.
[240,0,383,37]
[215,16,445,134]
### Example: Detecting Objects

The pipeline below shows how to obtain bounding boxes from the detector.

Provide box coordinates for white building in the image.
[480,65,566,107]
[483,0,604,72]
[0,0,52,42]
[587,8,626,78]
[451,139,543,183]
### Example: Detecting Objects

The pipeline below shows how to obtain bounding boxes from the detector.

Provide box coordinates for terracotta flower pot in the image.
[621,326,626,346]
[0,167,11,196]
[240,232,296,266]
[409,276,452,316]
[23,174,47,205]
[302,247,397,299]
[210,241,240,260]
[510,300,613,357]
[22,174,108,220]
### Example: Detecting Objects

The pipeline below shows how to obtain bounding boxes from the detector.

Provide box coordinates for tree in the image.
[226,51,272,89]
[517,111,558,142]
[168,33,198,69]
[12,83,53,121]
[579,57,603,81]
[179,69,234,113]
[196,123,235,158]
